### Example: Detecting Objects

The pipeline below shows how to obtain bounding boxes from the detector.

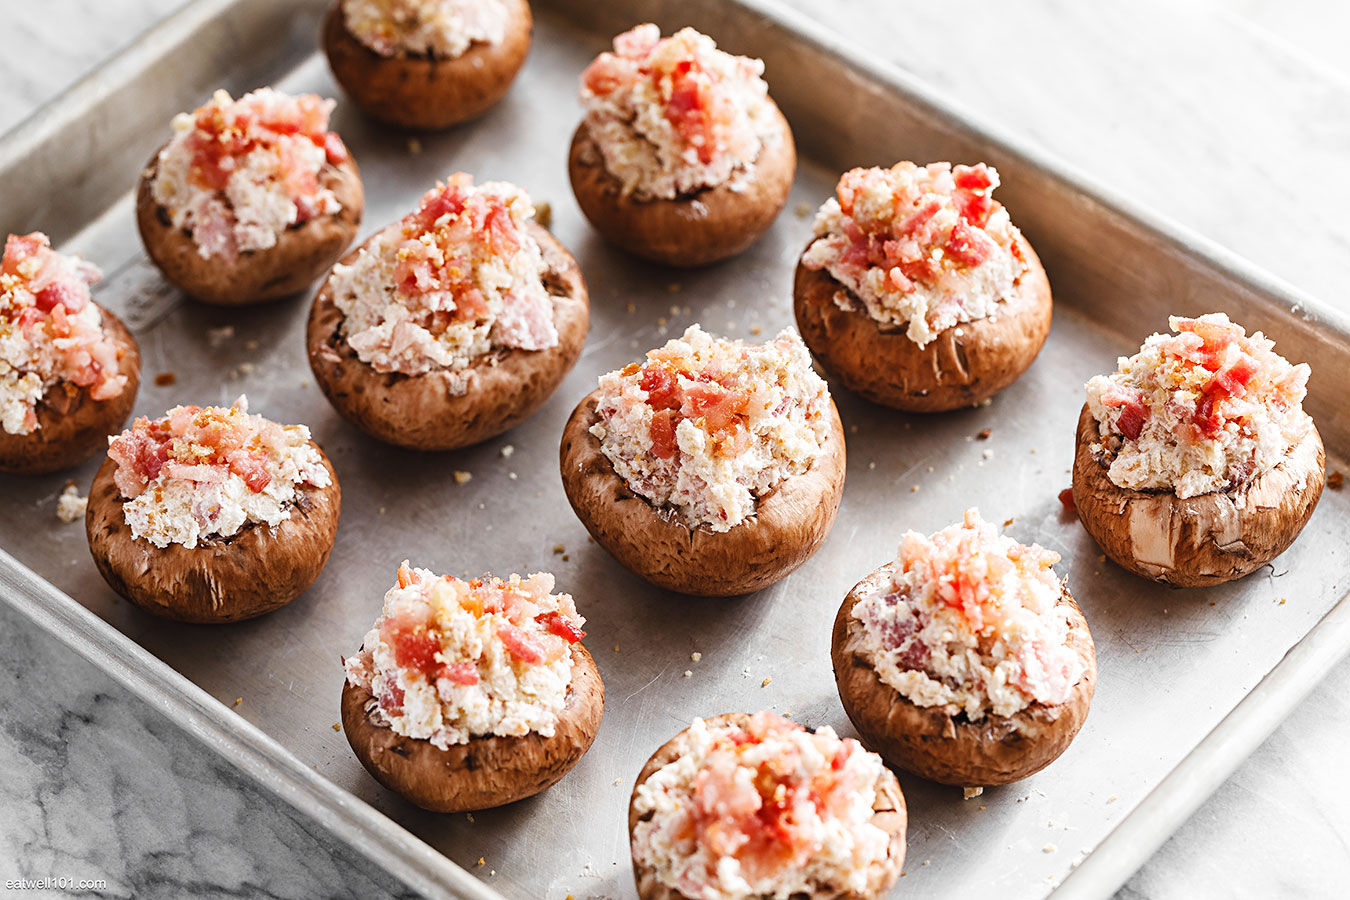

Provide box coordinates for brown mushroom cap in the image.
[84,443,340,623]
[307,221,588,451]
[567,103,796,267]
[135,150,363,306]
[559,390,845,597]
[793,233,1052,412]
[1071,403,1325,587]
[341,642,604,812]
[628,712,906,900]
[322,0,532,130]
[0,306,141,475]
[832,564,1096,787]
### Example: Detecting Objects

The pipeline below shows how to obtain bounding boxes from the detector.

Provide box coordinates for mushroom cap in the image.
[831,564,1097,787]
[628,712,906,900]
[341,642,604,812]
[559,390,845,597]
[793,233,1052,412]
[322,0,532,130]
[84,443,341,623]
[136,150,364,306]
[0,305,141,475]
[306,220,589,451]
[1071,403,1326,587]
[567,103,796,267]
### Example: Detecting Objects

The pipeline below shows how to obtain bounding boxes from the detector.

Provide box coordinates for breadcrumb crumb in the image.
[690,651,702,662]
[963,786,984,800]
[453,471,472,485]
[501,444,515,458]
[56,482,87,523]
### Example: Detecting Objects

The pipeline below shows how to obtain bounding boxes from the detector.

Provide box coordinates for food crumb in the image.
[562,554,570,562]
[234,697,243,706]
[466,813,475,822]
[379,506,386,515]
[1328,471,1344,490]
[926,465,934,473]
[331,723,340,732]
[245,339,259,351]
[553,544,566,555]
[982,449,994,460]
[849,424,858,434]
[1003,518,1014,527]
[535,201,553,229]
[508,472,518,480]
[501,444,515,458]
[868,461,876,470]
[206,325,235,346]
[230,362,255,379]
[911,485,920,493]
[656,316,668,327]
[153,371,176,386]
[626,302,636,314]
[1107,794,1118,804]
[749,324,762,335]
[977,428,992,440]
[1279,598,1287,605]
[667,283,681,293]
[1043,843,1057,853]
[683,670,692,678]
[476,858,485,867]
[794,201,812,218]
[453,471,472,485]
[923,860,931,867]
[614,644,620,653]
[56,482,87,523]
[407,137,422,155]
[1058,488,1077,517]
[690,651,702,662]
[761,676,772,687]
[963,786,984,800]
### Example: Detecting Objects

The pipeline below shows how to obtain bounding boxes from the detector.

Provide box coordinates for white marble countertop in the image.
[2,1,1348,898]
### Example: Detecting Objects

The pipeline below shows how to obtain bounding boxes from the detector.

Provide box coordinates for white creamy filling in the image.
[589,327,829,532]
[122,434,329,549]
[0,301,106,435]
[631,718,890,900]
[341,0,509,58]
[803,201,1021,348]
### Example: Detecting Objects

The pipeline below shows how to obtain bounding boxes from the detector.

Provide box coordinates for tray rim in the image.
[2,1,1349,898]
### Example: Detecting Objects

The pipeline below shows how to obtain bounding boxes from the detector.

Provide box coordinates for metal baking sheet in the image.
[2,0,1348,898]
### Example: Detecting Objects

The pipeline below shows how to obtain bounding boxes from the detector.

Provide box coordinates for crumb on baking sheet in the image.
[1003,518,1014,527]
[466,813,475,822]
[407,137,422,155]
[476,857,485,867]
[795,201,812,219]
[982,448,994,459]
[690,651,701,662]
[1107,794,1118,803]
[453,471,472,485]
[234,697,243,706]
[501,444,515,458]
[667,283,681,293]
[535,201,553,229]
[761,676,772,687]
[656,316,668,327]
[1329,471,1344,490]
[154,372,176,386]
[207,325,235,346]
[508,472,518,480]
[910,485,919,493]
[331,723,340,731]
[683,670,692,678]
[963,786,983,800]
[749,324,762,335]
[56,482,87,523]
[229,361,255,379]
[1058,488,1077,518]
[553,544,565,555]
[1043,843,1057,853]
[977,428,992,440]
[245,339,259,351]
[626,302,636,314]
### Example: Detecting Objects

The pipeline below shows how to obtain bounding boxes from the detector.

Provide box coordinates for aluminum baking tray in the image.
[2,0,1348,898]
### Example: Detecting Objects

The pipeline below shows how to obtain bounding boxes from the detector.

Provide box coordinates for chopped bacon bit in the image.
[976,428,992,440]
[1058,488,1077,516]
[153,372,176,387]
[1328,471,1344,490]
[1101,383,1150,441]
[439,662,479,686]
[498,622,547,664]
[537,611,586,643]
[650,409,678,459]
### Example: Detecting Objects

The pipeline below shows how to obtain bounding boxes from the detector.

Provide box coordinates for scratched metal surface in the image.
[1,0,1348,898]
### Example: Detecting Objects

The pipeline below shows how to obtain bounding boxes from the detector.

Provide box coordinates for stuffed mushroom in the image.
[342,561,603,812]
[569,24,795,267]
[795,162,1051,411]
[630,712,905,900]
[323,0,532,130]
[1,232,140,475]
[832,509,1096,788]
[136,88,363,306]
[308,173,588,450]
[560,324,844,597]
[1073,313,1324,587]
[85,398,340,623]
